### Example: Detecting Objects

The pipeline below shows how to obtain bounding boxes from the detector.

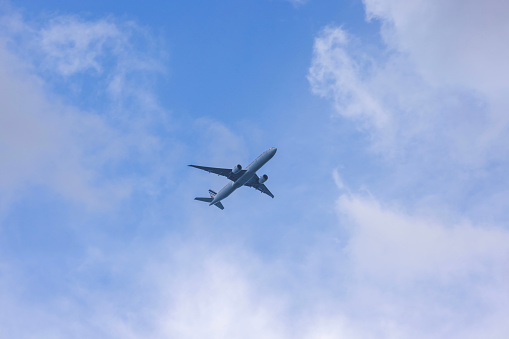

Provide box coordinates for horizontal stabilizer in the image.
[195,197,213,203]
[194,197,225,210]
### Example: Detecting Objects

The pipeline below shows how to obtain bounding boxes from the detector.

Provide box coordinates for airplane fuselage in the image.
[210,147,277,206]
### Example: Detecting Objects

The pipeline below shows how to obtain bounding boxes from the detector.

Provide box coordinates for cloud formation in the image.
[1,1,508,338]
[364,0,509,96]
[0,11,171,212]
[309,0,509,168]
[340,194,509,283]
[337,193,509,339]
[309,0,509,337]
[309,0,509,220]
[0,34,123,210]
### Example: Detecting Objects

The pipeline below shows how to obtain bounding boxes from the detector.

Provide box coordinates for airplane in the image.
[189,147,277,210]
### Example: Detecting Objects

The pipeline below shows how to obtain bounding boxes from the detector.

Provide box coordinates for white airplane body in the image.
[189,147,277,210]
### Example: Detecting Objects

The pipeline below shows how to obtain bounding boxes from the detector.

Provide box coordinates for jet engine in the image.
[258,174,268,184]
[232,164,242,174]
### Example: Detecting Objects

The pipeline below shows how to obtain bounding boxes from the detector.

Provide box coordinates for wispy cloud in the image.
[1,1,508,338]
[283,0,309,7]
[364,0,509,96]
[308,26,390,137]
[309,0,509,168]
[309,25,508,168]
[308,1,509,222]
[5,197,506,339]
[0,10,171,212]
[337,192,509,338]
[309,0,509,337]
[39,17,122,76]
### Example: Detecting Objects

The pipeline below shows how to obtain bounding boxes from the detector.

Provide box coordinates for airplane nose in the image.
[271,147,277,155]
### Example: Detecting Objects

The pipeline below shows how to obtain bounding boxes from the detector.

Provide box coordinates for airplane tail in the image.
[194,190,224,210]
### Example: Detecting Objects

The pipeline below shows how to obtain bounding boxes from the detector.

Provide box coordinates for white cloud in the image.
[336,193,509,338]
[0,236,365,339]
[308,1,509,167]
[0,10,171,212]
[362,0,509,163]
[2,11,167,111]
[309,1,509,337]
[332,168,345,190]
[308,27,389,132]
[0,35,123,210]
[2,2,508,339]
[39,17,122,76]
[338,194,509,283]
[364,0,509,96]
[4,202,507,339]
[151,247,286,339]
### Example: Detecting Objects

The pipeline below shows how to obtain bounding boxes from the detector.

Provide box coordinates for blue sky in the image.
[1,0,509,338]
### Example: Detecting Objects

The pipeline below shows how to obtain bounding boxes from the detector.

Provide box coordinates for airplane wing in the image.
[188,165,246,182]
[244,174,274,198]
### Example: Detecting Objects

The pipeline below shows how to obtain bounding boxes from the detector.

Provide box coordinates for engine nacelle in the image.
[259,174,268,184]
[232,164,242,174]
